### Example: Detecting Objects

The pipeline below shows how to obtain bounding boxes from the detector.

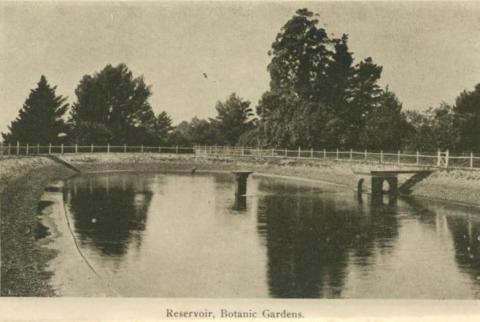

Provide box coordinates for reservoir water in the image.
[40,172,480,298]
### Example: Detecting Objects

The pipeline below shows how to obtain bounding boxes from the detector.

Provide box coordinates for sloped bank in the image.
[0,157,74,296]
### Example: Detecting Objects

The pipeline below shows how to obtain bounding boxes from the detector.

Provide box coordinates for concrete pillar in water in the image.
[371,175,398,206]
[233,195,247,210]
[371,176,384,205]
[357,178,365,202]
[387,177,398,198]
[232,171,253,211]
[232,171,252,196]
[387,176,398,206]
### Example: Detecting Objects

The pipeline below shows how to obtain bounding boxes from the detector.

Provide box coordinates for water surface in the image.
[41,172,480,298]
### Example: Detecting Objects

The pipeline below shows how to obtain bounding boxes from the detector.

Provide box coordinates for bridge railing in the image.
[2,142,480,170]
[195,146,480,170]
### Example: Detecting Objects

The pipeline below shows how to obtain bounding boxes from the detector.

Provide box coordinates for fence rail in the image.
[0,143,195,155]
[1,142,480,170]
[194,146,480,170]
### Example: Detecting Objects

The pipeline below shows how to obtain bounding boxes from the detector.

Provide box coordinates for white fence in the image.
[195,146,480,170]
[1,142,480,170]
[0,143,194,155]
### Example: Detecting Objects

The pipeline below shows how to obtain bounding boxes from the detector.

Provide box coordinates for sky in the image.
[1,1,479,134]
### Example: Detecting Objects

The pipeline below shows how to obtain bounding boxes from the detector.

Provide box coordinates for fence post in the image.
[349,149,353,160]
[91,144,94,153]
[298,147,301,159]
[61,144,64,154]
[323,149,326,160]
[124,144,127,153]
[141,144,144,153]
[445,150,449,168]
[16,141,19,155]
[397,150,401,164]
[364,149,367,161]
[8,143,11,155]
[380,150,384,164]
[49,143,52,154]
[176,145,179,154]
[107,143,110,153]
[437,149,440,167]
[470,152,474,168]
[284,148,287,157]
[416,151,419,165]
[310,148,313,159]
[37,144,40,154]
[336,149,339,161]
[26,144,29,155]
[242,146,244,156]
[74,144,77,154]
[271,148,274,157]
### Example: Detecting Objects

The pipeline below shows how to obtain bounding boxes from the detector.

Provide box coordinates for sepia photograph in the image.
[1,0,480,320]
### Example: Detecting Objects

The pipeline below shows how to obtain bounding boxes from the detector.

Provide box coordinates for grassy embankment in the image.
[1,152,480,296]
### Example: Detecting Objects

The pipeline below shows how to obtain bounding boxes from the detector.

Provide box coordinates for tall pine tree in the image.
[2,76,69,144]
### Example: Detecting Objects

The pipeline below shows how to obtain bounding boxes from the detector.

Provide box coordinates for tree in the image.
[129,109,175,146]
[454,84,480,151]
[430,103,457,151]
[211,93,255,145]
[257,91,321,148]
[2,75,68,144]
[257,8,385,149]
[153,111,174,146]
[267,9,332,100]
[343,58,383,146]
[71,121,113,145]
[170,117,219,146]
[403,110,436,152]
[70,64,155,144]
[359,89,409,151]
[404,103,457,152]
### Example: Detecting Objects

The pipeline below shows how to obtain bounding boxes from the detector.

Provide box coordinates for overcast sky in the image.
[1,1,479,134]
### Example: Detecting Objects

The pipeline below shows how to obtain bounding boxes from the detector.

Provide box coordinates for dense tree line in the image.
[404,84,480,153]
[2,8,480,153]
[170,93,255,146]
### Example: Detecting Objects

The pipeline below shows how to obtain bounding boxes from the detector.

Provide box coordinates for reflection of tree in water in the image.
[64,175,153,256]
[256,180,400,298]
[445,213,480,284]
[400,196,437,226]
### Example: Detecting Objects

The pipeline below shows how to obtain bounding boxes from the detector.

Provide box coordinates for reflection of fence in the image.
[1,142,480,170]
